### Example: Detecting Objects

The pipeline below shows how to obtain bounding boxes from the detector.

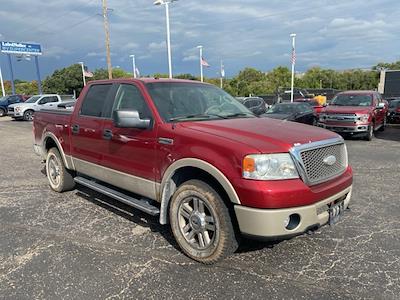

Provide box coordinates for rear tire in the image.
[169,179,239,264]
[23,109,34,121]
[46,148,75,192]
[0,108,5,117]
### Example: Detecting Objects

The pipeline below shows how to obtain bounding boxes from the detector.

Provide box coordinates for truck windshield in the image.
[331,95,372,106]
[146,82,254,122]
[25,96,41,103]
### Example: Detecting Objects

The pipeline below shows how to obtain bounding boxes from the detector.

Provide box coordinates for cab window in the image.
[111,84,152,119]
[80,84,113,117]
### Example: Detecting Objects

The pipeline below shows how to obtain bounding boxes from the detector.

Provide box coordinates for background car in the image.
[262,102,317,125]
[388,99,400,123]
[236,96,267,115]
[0,95,27,117]
[294,99,324,116]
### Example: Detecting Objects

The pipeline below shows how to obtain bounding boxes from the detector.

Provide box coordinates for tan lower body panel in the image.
[234,185,352,238]
[73,158,160,201]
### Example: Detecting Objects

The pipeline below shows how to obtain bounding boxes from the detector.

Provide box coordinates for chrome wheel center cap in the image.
[190,213,205,231]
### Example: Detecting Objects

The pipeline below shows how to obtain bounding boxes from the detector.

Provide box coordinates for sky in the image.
[0,0,399,81]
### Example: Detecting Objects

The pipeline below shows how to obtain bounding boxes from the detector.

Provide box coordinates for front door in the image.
[100,83,158,200]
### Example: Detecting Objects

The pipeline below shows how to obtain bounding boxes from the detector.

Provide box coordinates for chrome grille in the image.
[8,107,14,112]
[325,114,357,122]
[299,143,347,185]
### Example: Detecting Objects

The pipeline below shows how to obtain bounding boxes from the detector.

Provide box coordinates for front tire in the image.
[169,179,239,264]
[0,108,5,117]
[364,123,374,141]
[378,117,386,132]
[23,109,34,121]
[46,148,75,192]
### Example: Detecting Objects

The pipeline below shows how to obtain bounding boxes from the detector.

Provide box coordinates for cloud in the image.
[1,0,400,79]
[148,41,166,52]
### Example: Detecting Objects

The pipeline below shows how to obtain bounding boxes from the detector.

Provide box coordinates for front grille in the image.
[299,143,347,185]
[8,107,14,112]
[326,112,356,116]
[325,114,357,122]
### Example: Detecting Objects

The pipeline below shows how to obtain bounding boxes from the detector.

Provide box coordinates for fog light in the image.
[285,214,301,230]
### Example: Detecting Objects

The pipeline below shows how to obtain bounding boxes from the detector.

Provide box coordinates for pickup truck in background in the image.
[33,78,353,264]
[318,90,388,141]
[8,94,75,121]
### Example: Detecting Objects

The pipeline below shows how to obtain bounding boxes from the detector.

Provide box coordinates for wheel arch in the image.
[159,158,240,225]
[42,132,74,170]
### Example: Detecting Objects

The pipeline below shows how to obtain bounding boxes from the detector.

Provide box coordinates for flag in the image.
[291,47,296,65]
[83,65,94,77]
[201,57,210,67]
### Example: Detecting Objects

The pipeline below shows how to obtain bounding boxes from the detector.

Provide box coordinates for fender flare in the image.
[159,158,240,224]
[42,132,75,170]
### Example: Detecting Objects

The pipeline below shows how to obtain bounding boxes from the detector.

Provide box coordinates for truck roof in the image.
[87,78,207,85]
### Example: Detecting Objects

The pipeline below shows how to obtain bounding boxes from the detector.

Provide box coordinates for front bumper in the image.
[7,111,23,118]
[318,123,368,133]
[234,185,352,238]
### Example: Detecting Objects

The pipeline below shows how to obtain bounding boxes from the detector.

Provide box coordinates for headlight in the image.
[243,153,299,180]
[15,107,21,112]
[357,114,369,122]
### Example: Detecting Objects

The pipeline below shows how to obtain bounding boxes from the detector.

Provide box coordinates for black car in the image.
[236,97,267,115]
[388,99,400,123]
[262,102,317,125]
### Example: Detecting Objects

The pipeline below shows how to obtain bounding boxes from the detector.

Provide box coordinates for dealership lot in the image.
[0,117,399,299]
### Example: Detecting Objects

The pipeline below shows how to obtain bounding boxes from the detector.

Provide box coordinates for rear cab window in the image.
[80,84,113,118]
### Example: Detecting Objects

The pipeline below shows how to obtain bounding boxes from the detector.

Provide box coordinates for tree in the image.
[42,64,84,95]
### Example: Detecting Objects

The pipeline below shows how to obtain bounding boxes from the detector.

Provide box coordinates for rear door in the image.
[100,83,158,199]
[70,83,117,170]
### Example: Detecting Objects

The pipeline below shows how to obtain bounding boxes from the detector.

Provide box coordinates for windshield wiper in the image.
[223,112,255,118]
[169,113,227,122]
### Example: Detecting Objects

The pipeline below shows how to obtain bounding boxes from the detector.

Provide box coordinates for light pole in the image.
[154,0,177,79]
[197,45,203,82]
[129,54,136,78]
[79,62,86,86]
[0,64,5,96]
[290,33,296,103]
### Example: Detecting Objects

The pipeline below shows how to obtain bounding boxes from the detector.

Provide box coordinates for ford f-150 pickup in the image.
[318,90,388,141]
[33,78,353,264]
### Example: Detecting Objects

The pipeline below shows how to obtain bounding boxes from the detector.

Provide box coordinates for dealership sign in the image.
[0,41,42,56]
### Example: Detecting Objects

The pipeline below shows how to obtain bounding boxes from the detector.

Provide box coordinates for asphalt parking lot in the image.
[0,117,399,299]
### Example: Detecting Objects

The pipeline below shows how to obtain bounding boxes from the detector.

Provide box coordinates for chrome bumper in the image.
[234,185,352,238]
[318,123,368,133]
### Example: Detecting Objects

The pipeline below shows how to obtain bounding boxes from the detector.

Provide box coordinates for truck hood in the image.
[8,102,33,108]
[323,105,372,114]
[180,117,339,153]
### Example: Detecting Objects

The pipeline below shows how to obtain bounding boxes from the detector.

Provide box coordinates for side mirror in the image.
[376,102,385,109]
[113,110,151,129]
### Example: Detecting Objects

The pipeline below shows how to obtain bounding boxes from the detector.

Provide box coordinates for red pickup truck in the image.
[318,90,388,141]
[33,78,353,264]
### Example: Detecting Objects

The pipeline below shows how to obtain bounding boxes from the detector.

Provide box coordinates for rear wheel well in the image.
[44,137,58,153]
[166,166,241,237]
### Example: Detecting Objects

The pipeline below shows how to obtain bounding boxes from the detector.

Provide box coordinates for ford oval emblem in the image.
[323,155,336,166]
